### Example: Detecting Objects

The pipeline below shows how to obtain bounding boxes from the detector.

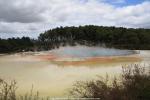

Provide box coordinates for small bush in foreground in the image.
[69,64,150,100]
[0,80,40,100]
[0,79,17,100]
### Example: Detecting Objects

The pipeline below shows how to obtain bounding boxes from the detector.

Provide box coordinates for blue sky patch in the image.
[102,0,149,7]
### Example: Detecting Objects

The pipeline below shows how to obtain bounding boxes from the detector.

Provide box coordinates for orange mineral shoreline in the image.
[35,53,141,66]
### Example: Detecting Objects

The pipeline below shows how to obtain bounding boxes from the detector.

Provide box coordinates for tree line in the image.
[0,25,150,53]
[38,25,150,50]
[0,37,34,53]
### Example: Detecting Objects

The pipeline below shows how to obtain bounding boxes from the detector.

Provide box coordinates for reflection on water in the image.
[0,47,149,97]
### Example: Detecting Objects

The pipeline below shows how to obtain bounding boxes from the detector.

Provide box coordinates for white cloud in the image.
[0,0,150,38]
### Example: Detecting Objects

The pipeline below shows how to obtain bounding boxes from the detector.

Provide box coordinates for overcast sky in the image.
[0,0,150,38]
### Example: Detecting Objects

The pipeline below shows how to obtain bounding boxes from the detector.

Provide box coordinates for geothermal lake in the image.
[0,46,149,97]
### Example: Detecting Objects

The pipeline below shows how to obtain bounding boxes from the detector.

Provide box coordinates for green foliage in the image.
[0,37,34,53]
[38,25,150,50]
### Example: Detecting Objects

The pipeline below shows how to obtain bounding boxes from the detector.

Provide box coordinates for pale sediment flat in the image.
[0,48,149,97]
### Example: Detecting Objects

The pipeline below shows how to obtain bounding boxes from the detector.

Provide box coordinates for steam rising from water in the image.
[51,46,135,58]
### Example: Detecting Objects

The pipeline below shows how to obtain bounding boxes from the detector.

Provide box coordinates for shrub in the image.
[0,79,17,100]
[69,64,150,100]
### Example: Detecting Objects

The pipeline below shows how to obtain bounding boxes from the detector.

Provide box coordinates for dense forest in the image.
[38,25,150,50]
[0,37,34,53]
[0,25,150,53]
